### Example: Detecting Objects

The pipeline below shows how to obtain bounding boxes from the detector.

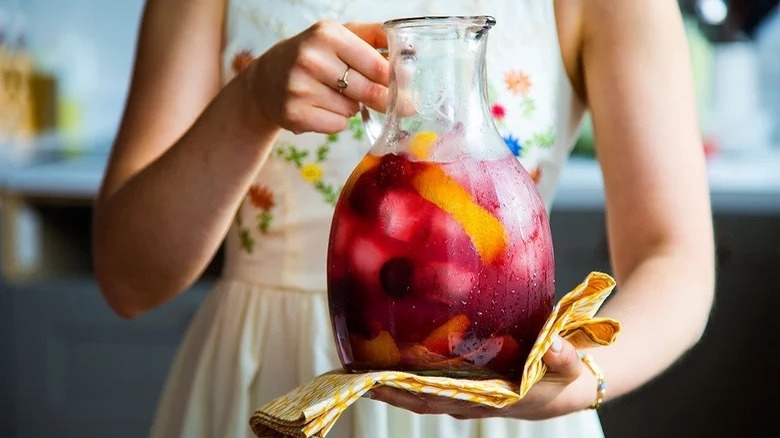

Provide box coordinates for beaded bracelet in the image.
[578,352,606,410]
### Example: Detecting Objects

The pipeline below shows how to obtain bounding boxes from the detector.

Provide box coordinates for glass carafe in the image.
[327,16,554,380]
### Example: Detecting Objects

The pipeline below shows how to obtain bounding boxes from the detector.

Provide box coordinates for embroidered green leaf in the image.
[487,81,500,104]
[276,143,309,168]
[257,211,273,234]
[348,116,364,140]
[239,228,255,253]
[235,204,244,226]
[531,126,555,148]
[521,97,536,117]
[316,144,330,163]
[314,180,339,205]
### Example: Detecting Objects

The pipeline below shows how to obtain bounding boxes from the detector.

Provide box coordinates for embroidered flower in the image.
[300,163,324,182]
[529,166,542,184]
[232,50,254,73]
[490,103,506,120]
[248,184,275,211]
[503,135,523,157]
[504,70,532,96]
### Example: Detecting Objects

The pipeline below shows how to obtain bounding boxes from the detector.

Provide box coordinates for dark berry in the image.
[379,257,415,298]
[376,154,416,189]
[348,169,381,218]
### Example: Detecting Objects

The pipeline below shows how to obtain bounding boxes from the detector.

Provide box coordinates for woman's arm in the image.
[93,0,389,318]
[370,0,715,417]
[94,0,266,319]
[577,0,715,401]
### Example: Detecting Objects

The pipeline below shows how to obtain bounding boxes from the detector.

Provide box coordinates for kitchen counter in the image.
[556,150,780,213]
[2,148,780,213]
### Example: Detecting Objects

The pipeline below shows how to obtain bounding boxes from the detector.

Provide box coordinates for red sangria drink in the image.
[327,16,555,380]
[328,146,554,380]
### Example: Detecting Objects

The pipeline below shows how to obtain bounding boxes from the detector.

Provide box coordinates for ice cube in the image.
[332,212,357,255]
[350,235,391,286]
[423,208,477,261]
[377,190,431,242]
[428,122,466,162]
[416,261,478,301]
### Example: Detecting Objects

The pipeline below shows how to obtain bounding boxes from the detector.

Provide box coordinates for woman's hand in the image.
[243,21,390,135]
[366,336,595,420]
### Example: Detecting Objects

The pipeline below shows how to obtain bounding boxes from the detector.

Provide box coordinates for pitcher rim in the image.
[383,15,496,30]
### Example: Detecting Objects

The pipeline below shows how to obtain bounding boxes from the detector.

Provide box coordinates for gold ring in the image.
[579,352,606,410]
[336,67,349,93]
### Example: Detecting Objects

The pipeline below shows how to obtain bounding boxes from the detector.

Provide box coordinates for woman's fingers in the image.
[249,20,389,135]
[309,56,388,112]
[366,387,495,418]
[314,83,360,117]
[336,66,388,112]
[313,21,389,86]
[295,26,389,112]
[542,335,583,381]
[282,105,348,135]
[344,22,388,50]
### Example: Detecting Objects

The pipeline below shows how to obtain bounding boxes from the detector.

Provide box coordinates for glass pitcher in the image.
[327,16,554,380]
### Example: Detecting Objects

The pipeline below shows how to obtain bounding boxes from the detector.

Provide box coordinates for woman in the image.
[92,0,715,437]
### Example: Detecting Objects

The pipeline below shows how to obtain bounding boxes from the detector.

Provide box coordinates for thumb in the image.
[542,335,583,380]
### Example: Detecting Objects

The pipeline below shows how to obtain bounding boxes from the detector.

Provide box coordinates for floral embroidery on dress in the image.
[488,68,554,179]
[529,166,542,184]
[232,50,254,74]
[235,183,276,253]
[503,134,523,157]
[233,113,360,254]
[248,184,275,211]
[504,70,532,96]
[300,163,324,182]
[275,138,340,205]
[490,103,506,121]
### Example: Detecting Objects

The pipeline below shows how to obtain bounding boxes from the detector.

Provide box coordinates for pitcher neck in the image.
[383,16,496,137]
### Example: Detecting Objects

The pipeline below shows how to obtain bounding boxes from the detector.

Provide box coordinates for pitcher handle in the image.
[359,48,389,145]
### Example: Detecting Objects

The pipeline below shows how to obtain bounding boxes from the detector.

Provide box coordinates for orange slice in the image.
[342,154,380,196]
[409,132,438,160]
[351,330,400,367]
[422,314,470,356]
[412,166,507,262]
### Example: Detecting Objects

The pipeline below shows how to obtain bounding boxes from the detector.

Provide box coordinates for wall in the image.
[18,0,144,146]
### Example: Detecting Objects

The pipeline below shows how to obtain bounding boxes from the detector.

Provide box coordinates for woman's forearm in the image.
[93,75,279,318]
[561,246,715,411]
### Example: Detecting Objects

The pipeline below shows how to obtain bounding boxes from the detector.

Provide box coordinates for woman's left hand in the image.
[366,335,594,420]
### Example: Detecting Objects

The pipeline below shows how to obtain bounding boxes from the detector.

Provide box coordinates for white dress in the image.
[150,1,600,437]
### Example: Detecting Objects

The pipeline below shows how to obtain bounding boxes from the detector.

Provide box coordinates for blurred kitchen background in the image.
[0,0,778,436]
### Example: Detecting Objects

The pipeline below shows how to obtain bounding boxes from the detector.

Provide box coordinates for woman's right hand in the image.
[243,20,390,135]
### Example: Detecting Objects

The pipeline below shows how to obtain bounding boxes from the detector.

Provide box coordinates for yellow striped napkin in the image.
[250,272,620,438]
